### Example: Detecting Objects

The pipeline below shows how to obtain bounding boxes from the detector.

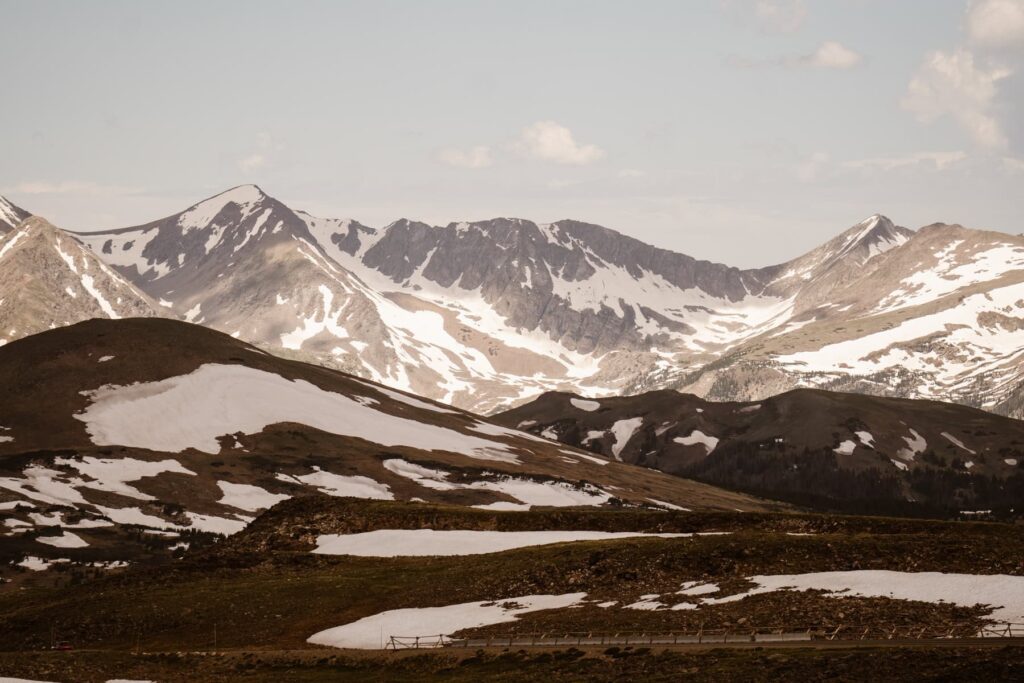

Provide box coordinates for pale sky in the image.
[2,0,1022,267]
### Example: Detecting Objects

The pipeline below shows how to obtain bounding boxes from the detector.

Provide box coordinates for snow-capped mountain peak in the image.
[176,184,270,233]
[838,214,911,260]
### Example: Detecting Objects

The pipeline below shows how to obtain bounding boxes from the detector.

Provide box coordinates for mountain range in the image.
[1,186,1022,419]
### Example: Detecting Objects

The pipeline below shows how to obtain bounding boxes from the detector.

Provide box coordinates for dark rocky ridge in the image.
[495,388,1024,517]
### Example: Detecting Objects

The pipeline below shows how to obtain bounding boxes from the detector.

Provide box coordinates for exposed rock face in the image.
[359,217,753,355]
[0,185,1012,417]
[0,217,163,346]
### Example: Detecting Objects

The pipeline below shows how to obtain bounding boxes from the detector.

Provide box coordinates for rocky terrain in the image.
[0,318,774,584]
[495,389,1024,516]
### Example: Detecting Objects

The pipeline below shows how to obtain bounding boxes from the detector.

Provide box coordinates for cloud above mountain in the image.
[513,121,606,165]
[903,49,1011,149]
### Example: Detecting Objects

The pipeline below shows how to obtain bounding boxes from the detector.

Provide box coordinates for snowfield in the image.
[74,363,523,460]
[307,593,587,649]
[312,529,693,557]
[380,458,612,508]
[701,571,1024,622]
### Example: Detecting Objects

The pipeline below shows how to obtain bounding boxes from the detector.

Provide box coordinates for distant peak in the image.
[849,214,903,238]
[187,184,270,211]
[827,214,909,263]
[176,185,271,232]
[857,214,893,229]
[212,184,268,202]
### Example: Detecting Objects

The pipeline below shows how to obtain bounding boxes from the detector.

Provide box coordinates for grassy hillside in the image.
[2,499,1024,659]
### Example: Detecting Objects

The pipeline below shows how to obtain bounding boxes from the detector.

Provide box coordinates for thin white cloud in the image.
[514,121,605,165]
[238,154,267,172]
[967,0,1024,49]
[902,48,1011,149]
[843,151,968,171]
[2,181,142,196]
[437,145,493,168]
[729,41,863,69]
[795,150,968,183]
[723,0,806,33]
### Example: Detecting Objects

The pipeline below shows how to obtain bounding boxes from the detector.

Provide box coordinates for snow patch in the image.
[277,468,394,500]
[834,440,856,455]
[898,429,926,461]
[381,458,612,508]
[570,398,600,412]
[941,432,977,455]
[217,481,291,512]
[673,430,719,454]
[308,593,587,649]
[37,531,88,548]
[609,417,643,460]
[855,431,874,448]
[677,581,720,596]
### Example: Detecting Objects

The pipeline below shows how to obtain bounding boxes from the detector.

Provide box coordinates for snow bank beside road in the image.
[313,529,692,557]
[308,593,587,649]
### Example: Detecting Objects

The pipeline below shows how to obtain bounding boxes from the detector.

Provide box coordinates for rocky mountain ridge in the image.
[494,388,1024,516]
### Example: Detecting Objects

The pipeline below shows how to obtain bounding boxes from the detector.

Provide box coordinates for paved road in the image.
[434,636,1024,651]
[448,632,814,648]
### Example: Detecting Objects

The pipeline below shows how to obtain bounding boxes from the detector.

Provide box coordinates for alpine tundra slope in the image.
[0,318,773,583]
